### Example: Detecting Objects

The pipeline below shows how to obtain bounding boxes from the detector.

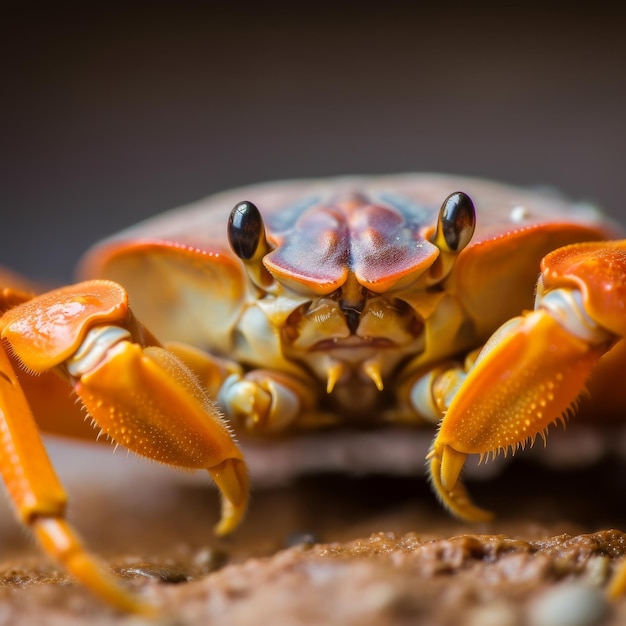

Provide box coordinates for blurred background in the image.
[3,2,626,284]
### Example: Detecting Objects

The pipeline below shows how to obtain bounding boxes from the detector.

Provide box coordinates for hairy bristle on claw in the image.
[479,402,579,463]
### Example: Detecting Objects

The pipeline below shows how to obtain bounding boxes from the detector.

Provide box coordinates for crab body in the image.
[81,174,616,427]
[1,173,626,611]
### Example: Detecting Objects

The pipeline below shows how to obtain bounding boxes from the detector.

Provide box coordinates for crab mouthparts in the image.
[286,295,423,352]
[282,293,425,394]
[311,336,397,352]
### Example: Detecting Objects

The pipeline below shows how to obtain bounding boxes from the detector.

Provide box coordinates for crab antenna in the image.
[429,192,476,283]
[228,201,273,289]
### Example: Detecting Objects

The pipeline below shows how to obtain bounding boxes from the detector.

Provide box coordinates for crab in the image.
[1,173,626,612]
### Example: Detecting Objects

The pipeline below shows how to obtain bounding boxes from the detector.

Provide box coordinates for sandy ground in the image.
[0,429,625,625]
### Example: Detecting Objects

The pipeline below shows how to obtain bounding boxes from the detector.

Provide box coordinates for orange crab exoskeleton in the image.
[2,174,626,611]
[0,279,248,613]
[427,240,626,518]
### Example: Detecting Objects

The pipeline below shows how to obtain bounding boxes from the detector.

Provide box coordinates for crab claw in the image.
[426,442,494,521]
[428,252,620,520]
[2,280,249,536]
[72,339,249,535]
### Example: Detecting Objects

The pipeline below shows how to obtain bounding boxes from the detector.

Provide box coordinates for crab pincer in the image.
[0,280,248,611]
[427,240,626,524]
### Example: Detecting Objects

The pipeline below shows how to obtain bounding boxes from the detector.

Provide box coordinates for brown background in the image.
[2,2,626,284]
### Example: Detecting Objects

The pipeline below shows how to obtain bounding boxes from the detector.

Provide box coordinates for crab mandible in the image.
[1,173,626,611]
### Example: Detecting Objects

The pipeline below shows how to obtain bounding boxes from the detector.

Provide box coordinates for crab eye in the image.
[228,201,265,260]
[436,192,476,253]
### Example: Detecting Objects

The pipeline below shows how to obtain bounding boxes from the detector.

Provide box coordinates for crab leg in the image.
[428,241,626,522]
[0,280,249,609]
[0,344,149,613]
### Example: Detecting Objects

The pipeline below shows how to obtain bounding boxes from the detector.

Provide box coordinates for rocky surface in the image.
[0,433,625,625]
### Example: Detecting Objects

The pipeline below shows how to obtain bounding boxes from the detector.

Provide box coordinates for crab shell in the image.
[79,174,618,426]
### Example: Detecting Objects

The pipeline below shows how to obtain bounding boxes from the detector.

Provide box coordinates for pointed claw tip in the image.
[209,458,249,536]
[213,491,248,536]
[438,444,467,492]
[427,443,494,522]
[213,509,244,537]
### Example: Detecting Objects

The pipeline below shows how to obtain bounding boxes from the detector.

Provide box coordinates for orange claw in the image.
[428,308,612,521]
[0,279,248,610]
[426,240,626,600]
[73,342,248,534]
[2,280,249,535]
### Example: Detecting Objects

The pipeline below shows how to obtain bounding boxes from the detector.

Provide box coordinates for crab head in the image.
[227,191,476,400]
